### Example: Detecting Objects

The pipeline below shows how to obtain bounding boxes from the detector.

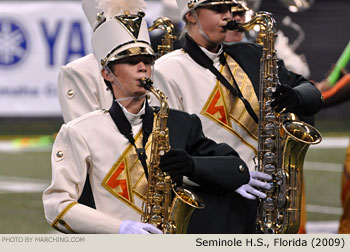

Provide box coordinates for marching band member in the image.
[153,0,322,175]
[57,0,112,123]
[224,0,249,43]
[152,0,322,234]
[224,0,309,234]
[43,0,271,234]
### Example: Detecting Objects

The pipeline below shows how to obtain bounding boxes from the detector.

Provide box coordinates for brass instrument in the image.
[148,17,176,57]
[227,12,322,233]
[140,78,204,234]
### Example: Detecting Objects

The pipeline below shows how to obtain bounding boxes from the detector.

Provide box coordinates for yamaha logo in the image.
[0,17,29,68]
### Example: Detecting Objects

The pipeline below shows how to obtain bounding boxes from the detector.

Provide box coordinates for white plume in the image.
[96,0,147,19]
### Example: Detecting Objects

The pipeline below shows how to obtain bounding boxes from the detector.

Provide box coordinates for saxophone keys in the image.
[263,197,276,211]
[264,152,275,164]
[155,181,165,190]
[265,113,275,122]
[264,138,274,149]
[266,182,275,193]
[150,215,162,225]
[264,87,275,97]
[151,205,162,214]
[265,123,276,135]
[264,164,275,174]
[152,193,163,203]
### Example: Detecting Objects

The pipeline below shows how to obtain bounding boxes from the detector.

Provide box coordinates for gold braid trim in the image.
[51,202,78,233]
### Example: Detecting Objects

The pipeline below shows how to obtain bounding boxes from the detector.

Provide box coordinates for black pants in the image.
[186,186,258,234]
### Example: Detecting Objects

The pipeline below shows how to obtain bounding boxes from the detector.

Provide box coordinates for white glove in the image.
[119,220,162,234]
[235,171,272,200]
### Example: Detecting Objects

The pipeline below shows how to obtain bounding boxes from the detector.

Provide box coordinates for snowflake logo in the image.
[0,18,29,67]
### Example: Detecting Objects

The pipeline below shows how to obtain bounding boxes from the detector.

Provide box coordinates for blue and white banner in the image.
[0,1,93,117]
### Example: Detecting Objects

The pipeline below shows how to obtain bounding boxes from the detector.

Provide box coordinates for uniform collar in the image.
[199,44,223,66]
[116,100,146,126]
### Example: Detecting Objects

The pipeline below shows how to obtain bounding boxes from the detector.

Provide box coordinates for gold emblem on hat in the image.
[187,0,199,9]
[116,11,145,40]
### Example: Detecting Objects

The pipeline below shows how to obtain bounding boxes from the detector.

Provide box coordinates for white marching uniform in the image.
[153,47,258,170]
[57,54,113,122]
[43,101,253,234]
[43,107,148,233]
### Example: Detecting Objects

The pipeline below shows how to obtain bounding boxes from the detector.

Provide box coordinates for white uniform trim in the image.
[57,54,113,122]
[43,109,146,233]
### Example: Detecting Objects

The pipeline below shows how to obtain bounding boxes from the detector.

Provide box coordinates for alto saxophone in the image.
[226,12,322,233]
[139,78,204,234]
[148,17,176,57]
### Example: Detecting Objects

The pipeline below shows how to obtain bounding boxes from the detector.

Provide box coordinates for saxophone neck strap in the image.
[183,33,258,124]
[109,99,154,179]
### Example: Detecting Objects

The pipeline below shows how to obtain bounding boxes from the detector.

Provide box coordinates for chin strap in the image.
[115,95,146,102]
[104,65,150,102]
[191,9,211,43]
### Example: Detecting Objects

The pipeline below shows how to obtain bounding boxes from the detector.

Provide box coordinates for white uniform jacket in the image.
[153,47,259,169]
[57,54,113,122]
[153,39,322,170]
[43,107,146,234]
[43,101,251,233]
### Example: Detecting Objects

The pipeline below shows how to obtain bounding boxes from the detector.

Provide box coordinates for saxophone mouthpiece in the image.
[224,20,245,32]
[140,77,153,91]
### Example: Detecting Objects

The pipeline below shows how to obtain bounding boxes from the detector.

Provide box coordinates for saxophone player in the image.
[57,0,112,123]
[43,0,270,234]
[153,0,323,233]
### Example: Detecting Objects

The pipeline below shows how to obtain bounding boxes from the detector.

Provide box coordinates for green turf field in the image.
[304,148,345,221]
[0,151,53,233]
[0,118,349,233]
[0,141,347,233]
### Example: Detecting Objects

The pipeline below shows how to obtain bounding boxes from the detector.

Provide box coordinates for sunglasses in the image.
[232,11,246,17]
[200,4,233,14]
[116,55,155,65]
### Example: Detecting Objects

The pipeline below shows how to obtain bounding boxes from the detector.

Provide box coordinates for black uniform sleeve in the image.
[224,43,323,120]
[174,112,250,191]
[277,60,323,116]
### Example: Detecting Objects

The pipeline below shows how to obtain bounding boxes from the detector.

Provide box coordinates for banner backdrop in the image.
[0,1,93,117]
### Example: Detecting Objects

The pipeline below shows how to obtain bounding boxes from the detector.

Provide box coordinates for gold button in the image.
[238,165,245,172]
[56,151,64,158]
[67,90,74,97]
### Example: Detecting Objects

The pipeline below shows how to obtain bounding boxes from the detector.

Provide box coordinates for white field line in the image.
[0,176,49,193]
[306,221,339,234]
[0,176,343,216]
[0,176,343,234]
[310,137,349,149]
[306,204,343,215]
[304,161,343,172]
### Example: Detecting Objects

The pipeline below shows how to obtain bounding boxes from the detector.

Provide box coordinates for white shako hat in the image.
[232,0,250,12]
[176,0,240,20]
[92,0,154,67]
[81,0,105,31]
[162,0,181,23]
